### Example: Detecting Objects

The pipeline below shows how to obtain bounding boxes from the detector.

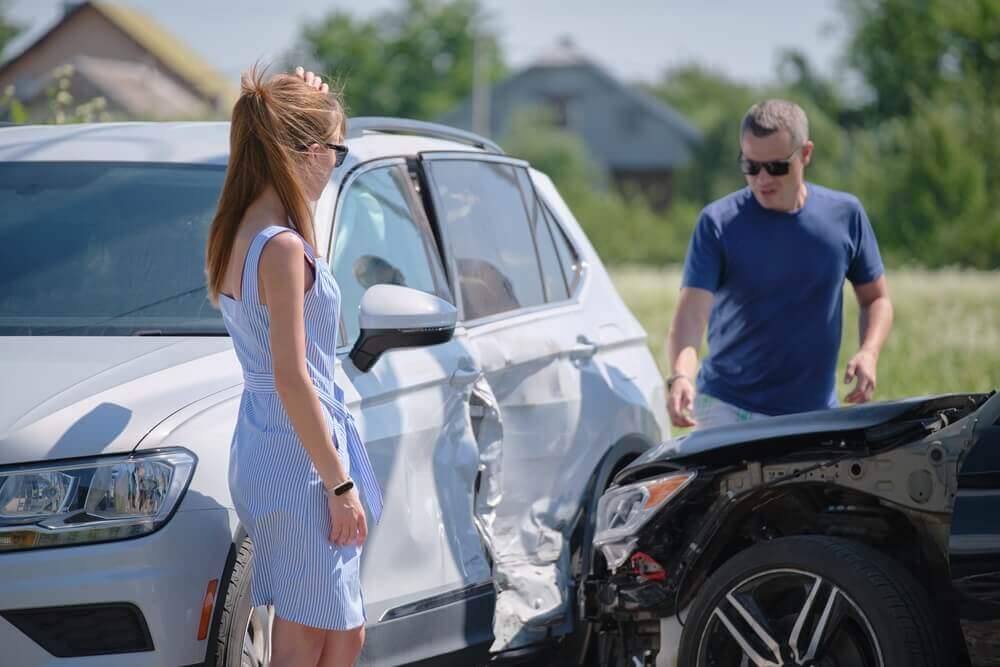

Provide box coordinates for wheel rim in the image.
[696,568,884,667]
[240,605,273,667]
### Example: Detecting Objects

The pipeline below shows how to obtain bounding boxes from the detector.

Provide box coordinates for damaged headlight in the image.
[0,448,196,552]
[593,471,695,570]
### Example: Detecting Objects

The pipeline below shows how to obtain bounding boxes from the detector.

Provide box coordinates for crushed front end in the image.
[582,392,998,664]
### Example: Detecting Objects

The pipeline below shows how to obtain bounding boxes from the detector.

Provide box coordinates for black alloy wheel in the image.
[696,569,881,666]
[678,536,947,667]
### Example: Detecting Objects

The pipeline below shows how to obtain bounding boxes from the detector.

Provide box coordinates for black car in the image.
[582,391,1000,666]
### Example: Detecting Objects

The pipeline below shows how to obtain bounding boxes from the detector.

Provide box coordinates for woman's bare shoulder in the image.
[257,227,305,281]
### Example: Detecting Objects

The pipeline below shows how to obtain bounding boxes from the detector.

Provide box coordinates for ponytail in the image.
[205,65,345,305]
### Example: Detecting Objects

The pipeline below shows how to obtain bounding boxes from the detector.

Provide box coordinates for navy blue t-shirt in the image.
[682,184,884,416]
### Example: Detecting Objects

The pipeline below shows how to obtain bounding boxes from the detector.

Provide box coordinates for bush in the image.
[503,106,699,265]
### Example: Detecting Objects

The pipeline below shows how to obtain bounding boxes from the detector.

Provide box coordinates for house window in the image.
[546,94,572,128]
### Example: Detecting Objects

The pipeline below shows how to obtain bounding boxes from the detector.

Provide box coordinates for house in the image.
[0,1,236,120]
[441,37,702,211]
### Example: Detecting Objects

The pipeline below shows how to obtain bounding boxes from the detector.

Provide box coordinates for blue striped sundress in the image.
[219,224,383,630]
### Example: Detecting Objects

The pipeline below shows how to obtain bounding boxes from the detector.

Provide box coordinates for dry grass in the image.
[609,266,1000,402]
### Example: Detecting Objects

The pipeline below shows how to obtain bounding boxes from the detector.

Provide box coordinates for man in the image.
[667,100,893,429]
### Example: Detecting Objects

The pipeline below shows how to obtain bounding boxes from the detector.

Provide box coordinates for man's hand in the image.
[844,349,878,403]
[294,66,329,94]
[667,376,697,428]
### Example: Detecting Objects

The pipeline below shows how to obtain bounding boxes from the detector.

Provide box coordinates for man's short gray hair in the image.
[740,100,809,148]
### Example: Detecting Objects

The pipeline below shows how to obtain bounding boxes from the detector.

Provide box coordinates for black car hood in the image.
[628,393,988,471]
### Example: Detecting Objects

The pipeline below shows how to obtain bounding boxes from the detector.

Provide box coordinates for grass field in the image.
[608,266,1000,403]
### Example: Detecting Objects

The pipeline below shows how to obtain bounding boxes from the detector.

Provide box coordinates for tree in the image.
[0,0,21,56]
[645,63,760,204]
[842,0,1000,123]
[299,0,504,120]
[503,106,698,266]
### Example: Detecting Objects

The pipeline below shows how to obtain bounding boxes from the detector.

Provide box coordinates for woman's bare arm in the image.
[258,231,348,490]
[259,231,367,545]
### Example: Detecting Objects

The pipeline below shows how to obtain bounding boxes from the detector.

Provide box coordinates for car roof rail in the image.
[347,116,504,154]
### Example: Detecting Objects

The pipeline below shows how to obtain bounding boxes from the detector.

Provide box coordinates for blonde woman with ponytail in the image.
[206,66,382,667]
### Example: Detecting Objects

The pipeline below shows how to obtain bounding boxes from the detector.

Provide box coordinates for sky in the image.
[4,0,847,87]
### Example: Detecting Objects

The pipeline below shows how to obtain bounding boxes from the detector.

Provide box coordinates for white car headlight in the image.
[0,448,196,552]
[593,471,696,570]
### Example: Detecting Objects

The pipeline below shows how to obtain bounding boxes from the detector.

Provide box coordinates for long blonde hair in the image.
[205,65,346,305]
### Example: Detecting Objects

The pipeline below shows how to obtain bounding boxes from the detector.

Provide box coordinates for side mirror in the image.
[349,284,457,372]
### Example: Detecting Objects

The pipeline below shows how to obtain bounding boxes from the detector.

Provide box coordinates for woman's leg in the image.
[270,615,326,667]
[318,625,365,667]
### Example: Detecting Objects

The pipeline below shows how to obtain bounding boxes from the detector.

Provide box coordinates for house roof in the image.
[90,2,233,102]
[441,40,702,170]
[74,55,211,118]
[0,1,235,106]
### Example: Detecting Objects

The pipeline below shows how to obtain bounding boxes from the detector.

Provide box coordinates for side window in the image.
[427,160,545,321]
[543,203,581,293]
[515,170,569,302]
[331,164,449,345]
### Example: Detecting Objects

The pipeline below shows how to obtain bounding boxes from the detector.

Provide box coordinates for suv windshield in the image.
[1,162,227,336]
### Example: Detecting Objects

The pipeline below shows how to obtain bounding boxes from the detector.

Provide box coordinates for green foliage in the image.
[641,3,1000,270]
[0,0,21,56]
[300,0,504,119]
[645,64,759,204]
[503,107,698,265]
[842,0,1000,123]
[0,85,26,123]
[44,65,113,124]
[1,65,113,124]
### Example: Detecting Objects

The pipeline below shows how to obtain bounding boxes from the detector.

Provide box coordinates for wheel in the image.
[678,535,946,667]
[212,537,274,667]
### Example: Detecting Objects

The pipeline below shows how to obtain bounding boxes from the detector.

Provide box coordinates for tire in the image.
[212,537,273,667]
[678,535,946,667]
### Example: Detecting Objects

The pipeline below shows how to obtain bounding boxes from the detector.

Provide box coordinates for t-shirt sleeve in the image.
[846,201,884,285]
[681,211,724,292]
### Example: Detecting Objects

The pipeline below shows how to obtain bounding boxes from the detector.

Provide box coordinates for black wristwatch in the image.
[666,373,693,391]
[326,478,355,496]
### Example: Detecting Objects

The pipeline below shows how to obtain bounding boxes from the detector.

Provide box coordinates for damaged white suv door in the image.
[423,154,659,654]
[327,149,667,664]
[328,159,496,664]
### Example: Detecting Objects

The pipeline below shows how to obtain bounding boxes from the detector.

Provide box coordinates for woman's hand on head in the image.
[294,66,329,94]
[327,487,368,546]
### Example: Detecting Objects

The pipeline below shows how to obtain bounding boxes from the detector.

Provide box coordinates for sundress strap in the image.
[240,225,317,306]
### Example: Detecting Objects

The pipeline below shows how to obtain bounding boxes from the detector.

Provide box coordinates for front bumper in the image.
[0,508,238,666]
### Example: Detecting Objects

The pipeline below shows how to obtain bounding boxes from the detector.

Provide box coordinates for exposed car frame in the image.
[584,391,1000,666]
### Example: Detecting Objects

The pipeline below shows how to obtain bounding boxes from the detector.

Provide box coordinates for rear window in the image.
[0,162,226,336]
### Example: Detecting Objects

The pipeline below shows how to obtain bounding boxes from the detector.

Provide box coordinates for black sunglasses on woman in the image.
[298,142,349,167]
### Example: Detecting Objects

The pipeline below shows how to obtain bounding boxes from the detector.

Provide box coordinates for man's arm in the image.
[845,276,893,403]
[666,287,714,426]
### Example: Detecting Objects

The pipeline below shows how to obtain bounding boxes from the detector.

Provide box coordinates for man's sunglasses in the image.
[298,142,350,167]
[737,146,800,176]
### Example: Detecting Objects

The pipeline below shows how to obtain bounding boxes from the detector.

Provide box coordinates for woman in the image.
[205,66,382,667]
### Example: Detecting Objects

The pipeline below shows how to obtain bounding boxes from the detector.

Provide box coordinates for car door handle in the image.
[449,368,481,387]
[569,335,599,361]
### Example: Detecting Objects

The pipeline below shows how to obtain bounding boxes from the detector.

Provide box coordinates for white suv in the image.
[0,119,667,667]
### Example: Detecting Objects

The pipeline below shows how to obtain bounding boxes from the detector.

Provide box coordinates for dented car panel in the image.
[586,391,1000,666]
[416,153,668,651]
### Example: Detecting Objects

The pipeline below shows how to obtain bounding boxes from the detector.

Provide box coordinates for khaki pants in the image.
[693,393,768,430]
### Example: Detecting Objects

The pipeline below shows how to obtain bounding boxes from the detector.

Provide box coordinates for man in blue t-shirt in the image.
[667,100,894,429]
